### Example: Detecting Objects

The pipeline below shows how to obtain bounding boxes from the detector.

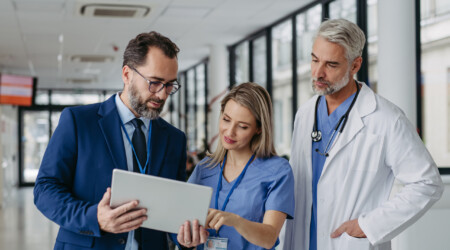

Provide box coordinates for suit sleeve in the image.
[358,114,443,245]
[33,108,102,237]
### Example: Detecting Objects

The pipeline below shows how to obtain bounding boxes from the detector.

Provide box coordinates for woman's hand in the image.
[206,208,241,231]
[177,219,209,248]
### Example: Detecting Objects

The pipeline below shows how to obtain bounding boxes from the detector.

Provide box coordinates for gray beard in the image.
[128,83,164,120]
[312,71,350,96]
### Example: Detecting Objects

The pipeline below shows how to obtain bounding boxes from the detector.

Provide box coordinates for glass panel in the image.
[329,0,357,22]
[436,0,450,16]
[51,111,62,135]
[367,0,378,92]
[196,64,206,152]
[235,41,250,84]
[252,35,267,88]
[51,91,102,105]
[35,90,49,105]
[421,0,432,20]
[421,0,450,167]
[171,89,180,128]
[186,70,196,152]
[22,111,49,183]
[296,4,322,108]
[272,19,293,157]
[178,73,186,132]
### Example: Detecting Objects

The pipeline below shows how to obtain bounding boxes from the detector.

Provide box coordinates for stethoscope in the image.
[311,80,360,157]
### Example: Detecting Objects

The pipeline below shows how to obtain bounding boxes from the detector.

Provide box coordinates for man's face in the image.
[123,47,178,119]
[310,36,352,96]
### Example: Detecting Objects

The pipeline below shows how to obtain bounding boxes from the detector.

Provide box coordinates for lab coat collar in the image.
[320,82,376,177]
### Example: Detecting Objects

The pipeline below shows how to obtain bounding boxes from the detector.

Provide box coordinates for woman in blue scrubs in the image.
[178,82,295,249]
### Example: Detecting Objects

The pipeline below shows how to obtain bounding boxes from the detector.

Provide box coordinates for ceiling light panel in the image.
[163,6,211,19]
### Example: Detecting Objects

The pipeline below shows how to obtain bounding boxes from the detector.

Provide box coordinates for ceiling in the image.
[0,0,311,90]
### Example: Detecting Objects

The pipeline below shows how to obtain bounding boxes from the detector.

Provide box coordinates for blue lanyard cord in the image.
[215,153,256,211]
[120,119,152,174]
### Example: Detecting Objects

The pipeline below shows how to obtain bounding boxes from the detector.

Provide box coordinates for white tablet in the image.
[110,169,213,234]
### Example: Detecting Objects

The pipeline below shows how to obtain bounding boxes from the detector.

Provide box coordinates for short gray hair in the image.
[314,19,366,62]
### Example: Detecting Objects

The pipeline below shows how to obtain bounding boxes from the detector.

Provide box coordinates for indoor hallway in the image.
[0,187,58,249]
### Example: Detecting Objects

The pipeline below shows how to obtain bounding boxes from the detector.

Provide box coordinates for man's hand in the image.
[177,220,209,248]
[97,188,147,233]
[331,219,366,238]
[205,208,240,231]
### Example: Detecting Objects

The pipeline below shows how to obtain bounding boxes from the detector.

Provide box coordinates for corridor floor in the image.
[0,187,58,249]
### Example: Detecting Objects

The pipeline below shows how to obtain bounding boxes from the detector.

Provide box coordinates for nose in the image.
[312,62,326,79]
[155,86,169,100]
[225,123,237,137]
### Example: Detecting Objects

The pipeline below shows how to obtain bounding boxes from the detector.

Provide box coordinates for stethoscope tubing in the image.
[311,80,361,155]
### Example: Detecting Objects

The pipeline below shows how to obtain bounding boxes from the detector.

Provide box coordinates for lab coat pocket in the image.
[338,232,371,250]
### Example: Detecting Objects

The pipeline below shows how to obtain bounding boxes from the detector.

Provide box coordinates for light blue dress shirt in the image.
[188,156,295,250]
[115,93,150,250]
[309,93,356,250]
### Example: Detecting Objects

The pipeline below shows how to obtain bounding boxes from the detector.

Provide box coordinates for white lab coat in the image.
[281,83,443,250]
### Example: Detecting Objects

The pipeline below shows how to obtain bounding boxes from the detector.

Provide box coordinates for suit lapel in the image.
[98,95,127,171]
[149,118,169,176]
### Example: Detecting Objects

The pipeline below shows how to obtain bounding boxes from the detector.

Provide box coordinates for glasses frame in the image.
[129,66,181,95]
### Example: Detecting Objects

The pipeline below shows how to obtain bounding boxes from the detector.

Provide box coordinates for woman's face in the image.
[219,99,261,153]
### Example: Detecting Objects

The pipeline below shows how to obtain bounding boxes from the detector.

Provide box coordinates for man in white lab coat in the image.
[281,19,443,250]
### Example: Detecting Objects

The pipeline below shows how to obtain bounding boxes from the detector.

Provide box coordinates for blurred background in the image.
[0,0,449,249]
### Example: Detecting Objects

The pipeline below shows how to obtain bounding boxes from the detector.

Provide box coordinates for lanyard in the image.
[120,119,152,174]
[215,152,256,211]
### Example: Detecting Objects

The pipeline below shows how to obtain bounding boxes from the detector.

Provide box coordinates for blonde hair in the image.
[205,82,277,167]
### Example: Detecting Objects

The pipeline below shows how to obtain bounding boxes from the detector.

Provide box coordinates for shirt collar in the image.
[115,92,150,129]
[318,91,356,130]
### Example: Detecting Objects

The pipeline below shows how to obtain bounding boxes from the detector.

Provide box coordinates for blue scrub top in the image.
[188,156,295,250]
[309,93,356,250]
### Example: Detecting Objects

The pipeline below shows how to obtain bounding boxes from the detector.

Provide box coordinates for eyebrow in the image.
[311,52,340,66]
[223,113,252,126]
[148,76,178,82]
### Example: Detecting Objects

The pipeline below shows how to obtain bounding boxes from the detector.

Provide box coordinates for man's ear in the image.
[350,56,363,75]
[122,65,132,86]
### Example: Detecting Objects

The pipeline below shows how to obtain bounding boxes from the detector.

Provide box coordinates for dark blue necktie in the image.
[131,118,147,174]
[130,118,146,249]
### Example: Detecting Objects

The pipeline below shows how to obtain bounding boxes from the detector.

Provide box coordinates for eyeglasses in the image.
[130,66,181,95]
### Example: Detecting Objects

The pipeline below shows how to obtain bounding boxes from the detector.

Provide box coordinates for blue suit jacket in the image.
[34,95,187,250]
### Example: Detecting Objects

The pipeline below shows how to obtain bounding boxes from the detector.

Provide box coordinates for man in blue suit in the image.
[34,31,188,250]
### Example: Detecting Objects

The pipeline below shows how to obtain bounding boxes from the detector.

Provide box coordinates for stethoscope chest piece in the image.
[311,130,322,142]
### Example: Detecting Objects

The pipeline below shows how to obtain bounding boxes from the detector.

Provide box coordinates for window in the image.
[51,90,102,105]
[421,0,450,167]
[196,64,207,152]
[186,70,196,151]
[252,35,267,88]
[235,41,250,84]
[35,90,49,105]
[296,4,322,107]
[367,0,378,92]
[178,73,186,132]
[329,0,357,22]
[272,19,293,156]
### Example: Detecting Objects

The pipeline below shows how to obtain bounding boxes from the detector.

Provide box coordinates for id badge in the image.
[204,237,228,250]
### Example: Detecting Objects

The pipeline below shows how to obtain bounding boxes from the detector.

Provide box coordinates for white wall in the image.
[392,176,450,250]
